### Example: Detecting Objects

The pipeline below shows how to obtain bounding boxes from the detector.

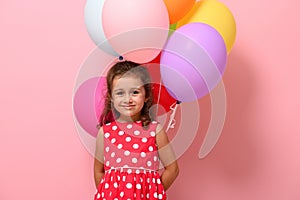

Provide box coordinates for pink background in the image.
[1,0,300,199]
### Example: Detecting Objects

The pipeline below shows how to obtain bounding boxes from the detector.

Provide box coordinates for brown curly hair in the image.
[98,61,154,128]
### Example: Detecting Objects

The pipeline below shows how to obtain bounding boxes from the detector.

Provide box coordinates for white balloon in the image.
[84,0,118,56]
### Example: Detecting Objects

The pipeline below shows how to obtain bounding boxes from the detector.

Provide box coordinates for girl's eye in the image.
[132,90,140,95]
[115,91,124,96]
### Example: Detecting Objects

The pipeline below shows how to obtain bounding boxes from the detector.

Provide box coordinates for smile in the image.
[121,105,135,109]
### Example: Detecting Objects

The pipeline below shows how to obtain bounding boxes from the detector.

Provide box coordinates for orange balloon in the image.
[163,0,196,24]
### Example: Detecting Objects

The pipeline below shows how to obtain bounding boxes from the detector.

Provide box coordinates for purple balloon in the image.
[160,22,227,102]
[73,77,106,137]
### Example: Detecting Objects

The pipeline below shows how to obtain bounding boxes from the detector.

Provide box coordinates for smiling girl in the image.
[93,61,179,200]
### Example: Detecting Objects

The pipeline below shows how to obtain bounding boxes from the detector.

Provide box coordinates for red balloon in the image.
[152,83,177,115]
[145,54,177,116]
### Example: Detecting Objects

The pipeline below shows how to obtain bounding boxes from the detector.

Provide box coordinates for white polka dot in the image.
[146,193,150,198]
[127,124,133,129]
[157,178,161,184]
[117,175,120,181]
[136,183,141,189]
[117,144,123,149]
[111,152,115,157]
[105,147,110,152]
[154,192,158,198]
[105,183,109,189]
[106,123,111,126]
[136,169,140,174]
[147,178,150,183]
[114,198,118,200]
[120,191,124,197]
[148,146,154,152]
[132,158,138,163]
[126,183,132,189]
[104,132,110,138]
[134,130,140,135]
[133,143,139,149]
[102,192,105,197]
[158,194,163,199]
[112,125,117,130]
[150,131,156,137]
[141,137,147,143]
[140,152,146,157]
[106,161,110,166]
[96,193,100,199]
[127,169,132,174]
[116,158,122,163]
[147,161,152,167]
[152,121,157,124]
[111,138,116,143]
[152,178,156,183]
[114,182,118,188]
[124,150,130,156]
[118,130,124,136]
[125,136,131,142]
[154,156,158,161]
[122,176,126,181]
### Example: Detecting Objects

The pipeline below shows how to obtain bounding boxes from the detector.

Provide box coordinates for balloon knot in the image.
[118,56,124,61]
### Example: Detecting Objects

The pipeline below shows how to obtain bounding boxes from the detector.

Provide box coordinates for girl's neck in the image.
[117,114,141,123]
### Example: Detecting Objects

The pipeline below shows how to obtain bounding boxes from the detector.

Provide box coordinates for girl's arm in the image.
[94,127,105,188]
[156,124,179,191]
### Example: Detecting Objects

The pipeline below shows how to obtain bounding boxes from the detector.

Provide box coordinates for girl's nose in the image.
[124,93,133,103]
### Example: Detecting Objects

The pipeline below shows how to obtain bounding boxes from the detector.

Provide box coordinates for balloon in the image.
[177,0,236,53]
[168,23,177,37]
[144,56,177,115]
[94,76,107,121]
[163,0,196,24]
[84,0,119,56]
[102,0,169,63]
[160,22,227,102]
[152,83,177,115]
[73,77,103,137]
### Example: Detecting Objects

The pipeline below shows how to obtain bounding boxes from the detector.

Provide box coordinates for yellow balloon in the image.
[177,0,236,53]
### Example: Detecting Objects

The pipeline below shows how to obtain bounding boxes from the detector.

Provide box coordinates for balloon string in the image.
[166,101,181,132]
[156,78,162,116]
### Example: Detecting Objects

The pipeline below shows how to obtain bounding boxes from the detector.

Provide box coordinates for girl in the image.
[94,61,179,200]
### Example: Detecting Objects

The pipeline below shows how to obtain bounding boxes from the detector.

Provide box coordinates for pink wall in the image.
[1,0,299,200]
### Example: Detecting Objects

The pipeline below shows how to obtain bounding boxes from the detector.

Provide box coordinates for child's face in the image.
[111,75,147,121]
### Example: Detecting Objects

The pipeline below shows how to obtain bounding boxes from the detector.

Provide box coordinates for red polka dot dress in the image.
[94,120,166,200]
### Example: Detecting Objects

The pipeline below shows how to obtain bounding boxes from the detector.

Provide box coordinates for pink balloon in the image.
[73,76,106,137]
[94,77,107,120]
[102,0,170,63]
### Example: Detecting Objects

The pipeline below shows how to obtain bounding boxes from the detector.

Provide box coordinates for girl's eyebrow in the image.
[113,87,142,91]
[112,88,123,92]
